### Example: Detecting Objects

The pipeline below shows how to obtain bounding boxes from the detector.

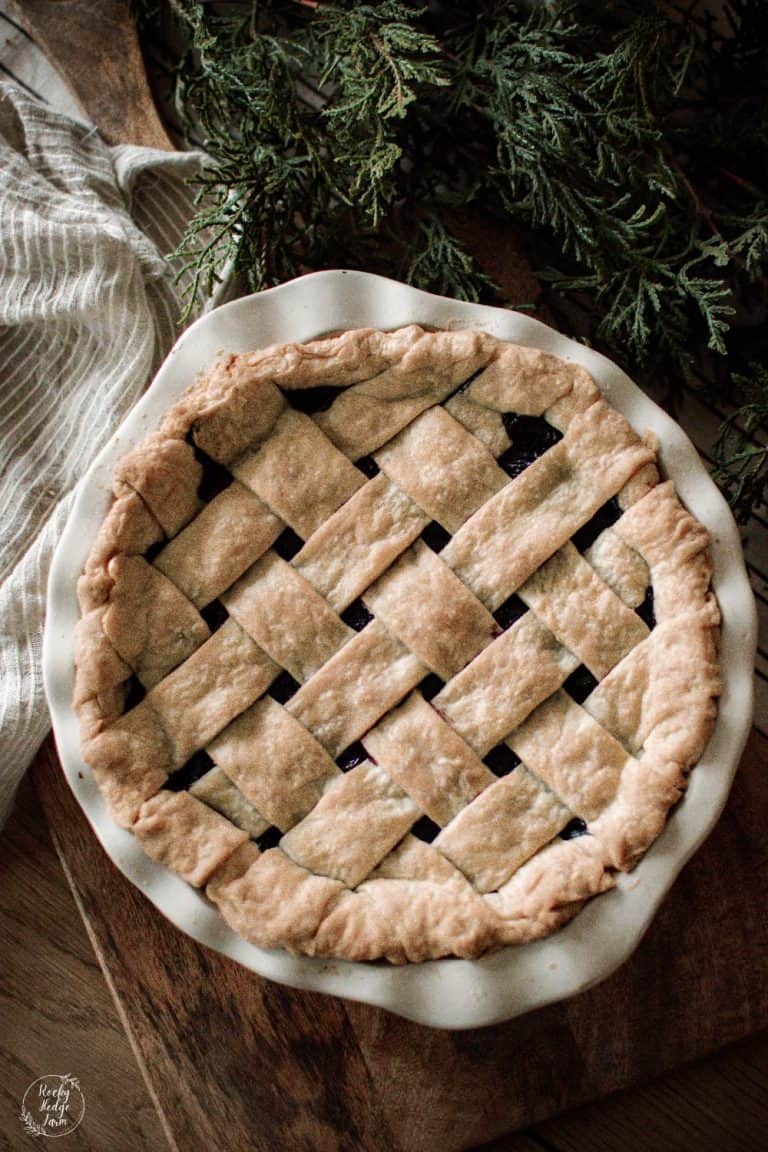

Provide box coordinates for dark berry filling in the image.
[563,665,599,704]
[256,825,283,851]
[560,817,588,840]
[418,673,446,701]
[571,496,622,553]
[341,599,374,632]
[636,584,656,629]
[273,527,304,561]
[286,385,346,414]
[123,674,146,711]
[410,815,441,843]
[336,741,369,771]
[166,749,215,792]
[493,593,527,631]
[189,440,233,502]
[355,455,380,478]
[144,539,165,563]
[483,745,521,777]
[200,599,229,633]
[498,414,563,478]
[420,522,452,552]
[268,671,300,704]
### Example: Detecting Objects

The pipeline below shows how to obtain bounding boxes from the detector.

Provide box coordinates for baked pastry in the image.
[73,325,721,963]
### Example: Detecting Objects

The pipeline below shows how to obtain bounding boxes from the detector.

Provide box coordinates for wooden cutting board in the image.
[16,2,768,1146]
[30,731,768,1151]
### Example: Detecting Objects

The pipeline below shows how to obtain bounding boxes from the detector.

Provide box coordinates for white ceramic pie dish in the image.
[44,270,756,1029]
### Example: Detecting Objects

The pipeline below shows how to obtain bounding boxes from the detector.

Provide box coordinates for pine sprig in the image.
[403,215,496,302]
[135,0,768,520]
[713,365,768,520]
[312,3,448,223]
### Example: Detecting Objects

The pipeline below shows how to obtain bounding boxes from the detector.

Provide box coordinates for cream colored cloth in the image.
[0,82,203,823]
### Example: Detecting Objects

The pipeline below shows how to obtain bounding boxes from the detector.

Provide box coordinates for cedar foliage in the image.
[136,0,768,520]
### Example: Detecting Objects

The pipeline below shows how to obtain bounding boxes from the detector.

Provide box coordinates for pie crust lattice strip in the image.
[74,326,721,963]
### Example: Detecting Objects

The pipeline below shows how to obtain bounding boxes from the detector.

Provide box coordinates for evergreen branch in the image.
[134,0,768,520]
[713,364,768,521]
[402,216,497,301]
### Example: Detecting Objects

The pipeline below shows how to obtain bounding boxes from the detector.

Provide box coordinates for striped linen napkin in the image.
[0,75,203,825]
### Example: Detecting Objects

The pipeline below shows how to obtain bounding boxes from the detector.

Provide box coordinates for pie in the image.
[73,325,721,963]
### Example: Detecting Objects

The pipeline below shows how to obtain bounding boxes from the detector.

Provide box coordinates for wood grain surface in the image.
[8,0,173,149]
[3,755,767,1152]
[0,777,165,1152]
[19,728,767,1152]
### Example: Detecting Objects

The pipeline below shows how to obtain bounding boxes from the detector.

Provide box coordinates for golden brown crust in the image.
[73,610,132,738]
[222,553,353,682]
[364,541,498,680]
[133,790,248,887]
[142,619,278,766]
[374,405,507,533]
[77,491,164,614]
[292,473,429,612]
[113,434,202,536]
[233,408,365,537]
[153,482,282,608]
[74,325,721,962]
[208,696,340,831]
[83,703,171,827]
[520,543,650,679]
[363,692,495,826]
[314,328,494,457]
[441,399,656,609]
[101,555,210,688]
[285,620,425,758]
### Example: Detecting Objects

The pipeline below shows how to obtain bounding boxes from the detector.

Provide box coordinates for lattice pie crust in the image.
[74,326,721,962]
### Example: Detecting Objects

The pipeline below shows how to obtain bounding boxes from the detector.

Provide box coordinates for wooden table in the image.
[1,728,765,1152]
[2,4,767,1148]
